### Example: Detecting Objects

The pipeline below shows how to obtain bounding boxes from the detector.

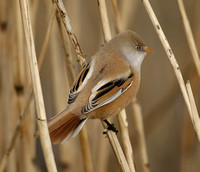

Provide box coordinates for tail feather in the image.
[72,118,88,138]
[48,108,87,144]
[49,115,78,143]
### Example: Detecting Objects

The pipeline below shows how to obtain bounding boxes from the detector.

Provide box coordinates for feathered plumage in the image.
[47,30,152,144]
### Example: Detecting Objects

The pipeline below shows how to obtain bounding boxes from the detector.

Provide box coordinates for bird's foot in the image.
[103,119,118,134]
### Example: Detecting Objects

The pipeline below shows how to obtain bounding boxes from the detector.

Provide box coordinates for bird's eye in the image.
[135,45,140,50]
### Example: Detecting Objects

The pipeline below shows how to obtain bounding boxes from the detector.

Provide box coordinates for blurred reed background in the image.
[0,0,200,172]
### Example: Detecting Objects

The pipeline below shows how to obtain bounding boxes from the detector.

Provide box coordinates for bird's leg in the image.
[103,119,118,134]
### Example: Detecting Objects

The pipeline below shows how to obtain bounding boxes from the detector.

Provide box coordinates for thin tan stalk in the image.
[19,0,57,171]
[180,79,199,172]
[185,81,200,142]
[55,1,94,171]
[0,4,56,170]
[180,112,195,172]
[14,0,35,171]
[0,89,33,172]
[97,0,135,171]
[118,110,136,172]
[141,0,200,141]
[193,0,200,48]
[111,1,150,170]
[38,3,57,69]
[79,128,94,172]
[131,99,150,172]
[177,0,200,77]
[0,0,18,171]
[0,57,17,172]
[97,0,112,42]
[30,0,39,33]
[119,0,138,32]
[58,18,93,172]
[56,14,76,84]
[111,0,123,33]
[144,65,197,135]
[96,137,110,172]
[50,14,86,171]
[55,0,132,170]
[101,121,130,172]
[54,0,86,66]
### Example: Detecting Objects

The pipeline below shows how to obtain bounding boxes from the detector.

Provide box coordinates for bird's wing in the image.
[68,62,92,104]
[81,73,134,114]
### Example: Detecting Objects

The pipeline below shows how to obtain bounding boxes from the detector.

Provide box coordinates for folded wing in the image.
[68,62,92,104]
[82,73,134,114]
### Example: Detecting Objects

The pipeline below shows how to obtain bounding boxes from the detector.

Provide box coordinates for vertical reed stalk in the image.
[0,3,57,170]
[101,121,131,172]
[55,1,94,171]
[177,0,200,77]
[56,16,84,171]
[97,0,135,171]
[38,4,57,69]
[96,137,110,172]
[118,110,136,172]
[14,0,35,171]
[0,89,33,172]
[111,1,150,170]
[55,0,86,67]
[131,100,150,172]
[141,0,200,142]
[19,0,57,171]
[97,0,112,42]
[0,0,17,171]
[185,81,200,141]
[119,0,138,31]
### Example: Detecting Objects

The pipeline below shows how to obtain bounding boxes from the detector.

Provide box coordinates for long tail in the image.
[48,107,88,144]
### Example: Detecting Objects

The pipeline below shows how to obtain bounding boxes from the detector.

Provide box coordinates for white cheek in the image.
[126,51,146,72]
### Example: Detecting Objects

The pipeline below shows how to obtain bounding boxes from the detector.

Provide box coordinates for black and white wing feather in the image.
[68,63,91,104]
[82,73,134,114]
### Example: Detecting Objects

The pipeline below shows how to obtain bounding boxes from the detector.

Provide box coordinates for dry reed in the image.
[38,4,57,69]
[0,90,33,172]
[118,110,136,172]
[144,65,197,135]
[19,0,57,171]
[186,81,200,141]
[177,0,200,77]
[97,0,136,171]
[131,99,150,172]
[141,0,200,142]
[111,1,150,171]
[0,0,200,172]
[180,76,199,172]
[55,14,82,172]
[55,0,86,66]
[0,3,57,170]
[55,1,94,171]
[101,121,130,172]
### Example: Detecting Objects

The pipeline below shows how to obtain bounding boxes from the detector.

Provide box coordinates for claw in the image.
[103,119,118,134]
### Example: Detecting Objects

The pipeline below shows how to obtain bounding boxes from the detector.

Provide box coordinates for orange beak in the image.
[144,48,153,53]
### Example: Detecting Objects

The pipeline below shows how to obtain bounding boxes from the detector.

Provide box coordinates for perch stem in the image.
[141,0,200,142]
[19,0,57,170]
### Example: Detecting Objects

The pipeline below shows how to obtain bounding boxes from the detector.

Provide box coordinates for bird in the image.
[48,30,152,144]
